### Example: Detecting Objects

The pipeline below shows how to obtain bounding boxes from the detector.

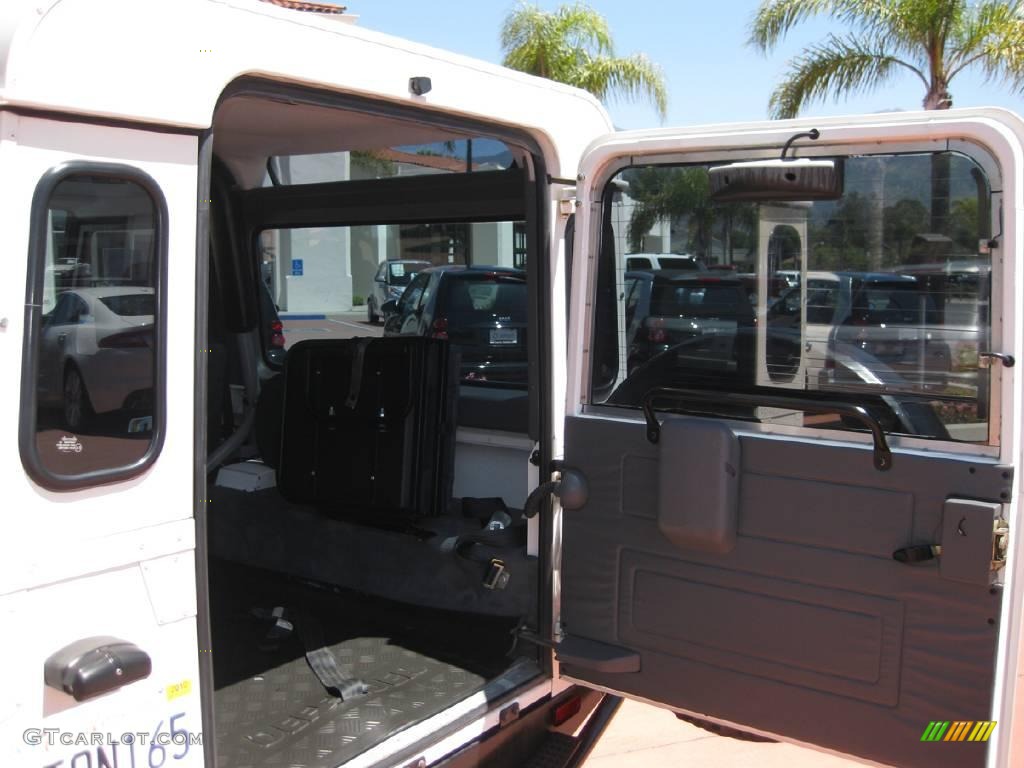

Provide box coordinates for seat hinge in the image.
[993,518,1010,572]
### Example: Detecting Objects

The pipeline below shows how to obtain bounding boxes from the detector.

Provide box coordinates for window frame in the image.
[19,162,169,491]
[584,144,1004,456]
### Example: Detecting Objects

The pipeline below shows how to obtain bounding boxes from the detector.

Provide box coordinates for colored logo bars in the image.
[921,721,997,742]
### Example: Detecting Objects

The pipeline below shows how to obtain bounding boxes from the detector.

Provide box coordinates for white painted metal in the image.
[0,113,201,766]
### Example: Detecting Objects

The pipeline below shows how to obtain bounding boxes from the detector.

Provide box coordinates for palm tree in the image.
[501,2,668,120]
[749,0,1024,119]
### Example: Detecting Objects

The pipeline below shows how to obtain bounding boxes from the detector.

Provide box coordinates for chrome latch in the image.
[993,519,1009,572]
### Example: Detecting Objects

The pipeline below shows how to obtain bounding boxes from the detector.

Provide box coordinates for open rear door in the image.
[558,110,1023,768]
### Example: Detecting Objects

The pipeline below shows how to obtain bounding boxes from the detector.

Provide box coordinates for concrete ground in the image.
[583,699,863,768]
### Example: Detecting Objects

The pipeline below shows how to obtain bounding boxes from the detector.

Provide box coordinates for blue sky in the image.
[351,1,1024,130]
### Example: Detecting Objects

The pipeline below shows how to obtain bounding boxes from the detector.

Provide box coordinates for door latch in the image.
[992,518,1009,572]
[979,352,1015,368]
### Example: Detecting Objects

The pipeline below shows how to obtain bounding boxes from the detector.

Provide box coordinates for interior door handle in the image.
[641,387,892,471]
[44,636,152,702]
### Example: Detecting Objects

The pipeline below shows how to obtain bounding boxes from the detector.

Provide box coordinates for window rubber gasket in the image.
[18,161,169,491]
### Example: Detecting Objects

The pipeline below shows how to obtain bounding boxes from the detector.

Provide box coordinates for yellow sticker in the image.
[166,679,193,702]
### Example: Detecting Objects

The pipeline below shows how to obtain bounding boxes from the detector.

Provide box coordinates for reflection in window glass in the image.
[595,151,994,444]
[27,174,160,481]
[266,138,516,185]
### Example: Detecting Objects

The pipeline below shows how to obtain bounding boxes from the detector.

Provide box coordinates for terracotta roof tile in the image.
[262,0,348,14]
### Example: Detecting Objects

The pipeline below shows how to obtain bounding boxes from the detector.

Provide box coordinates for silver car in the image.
[37,287,155,431]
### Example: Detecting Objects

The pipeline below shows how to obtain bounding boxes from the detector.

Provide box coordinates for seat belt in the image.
[252,606,368,700]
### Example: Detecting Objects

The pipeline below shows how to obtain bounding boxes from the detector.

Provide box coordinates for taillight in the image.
[270,320,285,347]
[432,317,448,340]
[98,329,152,348]
[647,318,667,344]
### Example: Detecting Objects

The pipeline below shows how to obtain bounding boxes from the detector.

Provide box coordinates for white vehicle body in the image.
[2,3,1023,768]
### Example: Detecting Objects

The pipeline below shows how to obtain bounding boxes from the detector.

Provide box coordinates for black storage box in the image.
[277,337,456,520]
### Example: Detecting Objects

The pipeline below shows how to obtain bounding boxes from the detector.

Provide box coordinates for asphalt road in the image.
[280,311,383,347]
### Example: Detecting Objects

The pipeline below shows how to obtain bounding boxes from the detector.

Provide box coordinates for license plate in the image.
[490,328,517,345]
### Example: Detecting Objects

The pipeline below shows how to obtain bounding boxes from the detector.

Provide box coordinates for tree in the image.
[501,2,668,120]
[749,0,1024,119]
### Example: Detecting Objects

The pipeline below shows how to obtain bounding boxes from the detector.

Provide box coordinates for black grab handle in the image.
[641,387,892,471]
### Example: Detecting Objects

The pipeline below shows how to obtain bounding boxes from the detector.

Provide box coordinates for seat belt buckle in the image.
[483,559,510,590]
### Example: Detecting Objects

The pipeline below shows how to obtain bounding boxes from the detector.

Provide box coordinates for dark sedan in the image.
[382,265,528,385]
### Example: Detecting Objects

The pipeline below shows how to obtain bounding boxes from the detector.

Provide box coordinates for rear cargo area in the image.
[202,88,547,766]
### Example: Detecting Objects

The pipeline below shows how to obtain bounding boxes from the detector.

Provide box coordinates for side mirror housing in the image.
[381,299,398,316]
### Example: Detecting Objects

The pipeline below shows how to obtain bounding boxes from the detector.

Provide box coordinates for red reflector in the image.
[552,695,582,726]
[271,320,283,332]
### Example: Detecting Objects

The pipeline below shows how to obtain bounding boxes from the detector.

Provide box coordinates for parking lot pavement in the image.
[583,699,862,768]
[281,311,383,347]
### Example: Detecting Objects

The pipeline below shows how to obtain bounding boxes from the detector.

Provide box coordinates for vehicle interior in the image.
[200,81,550,767]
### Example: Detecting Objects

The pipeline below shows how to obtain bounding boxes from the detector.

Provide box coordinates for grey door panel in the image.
[562,413,1004,768]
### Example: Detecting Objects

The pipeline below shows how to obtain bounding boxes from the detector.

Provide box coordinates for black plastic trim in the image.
[18,162,169,491]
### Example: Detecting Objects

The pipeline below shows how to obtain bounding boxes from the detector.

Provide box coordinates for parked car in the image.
[367,259,430,323]
[258,280,286,368]
[625,252,705,271]
[37,286,155,431]
[382,265,528,384]
[624,271,756,375]
[768,271,962,393]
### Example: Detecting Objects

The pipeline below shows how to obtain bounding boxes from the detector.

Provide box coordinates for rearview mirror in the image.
[709,158,843,202]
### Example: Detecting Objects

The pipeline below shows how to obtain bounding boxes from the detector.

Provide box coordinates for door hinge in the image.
[992,518,1009,572]
[499,702,520,728]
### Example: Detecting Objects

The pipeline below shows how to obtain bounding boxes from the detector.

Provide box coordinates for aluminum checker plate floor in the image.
[214,635,487,768]
[210,560,517,768]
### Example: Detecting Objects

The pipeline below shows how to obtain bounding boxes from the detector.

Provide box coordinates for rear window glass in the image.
[657,257,700,270]
[650,282,745,318]
[444,274,527,318]
[850,282,942,325]
[99,294,155,316]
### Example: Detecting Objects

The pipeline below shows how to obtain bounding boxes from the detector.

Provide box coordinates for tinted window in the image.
[399,273,430,312]
[657,257,700,270]
[442,273,527,320]
[650,282,747,318]
[21,169,164,488]
[388,261,426,286]
[99,294,156,316]
[594,150,995,444]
